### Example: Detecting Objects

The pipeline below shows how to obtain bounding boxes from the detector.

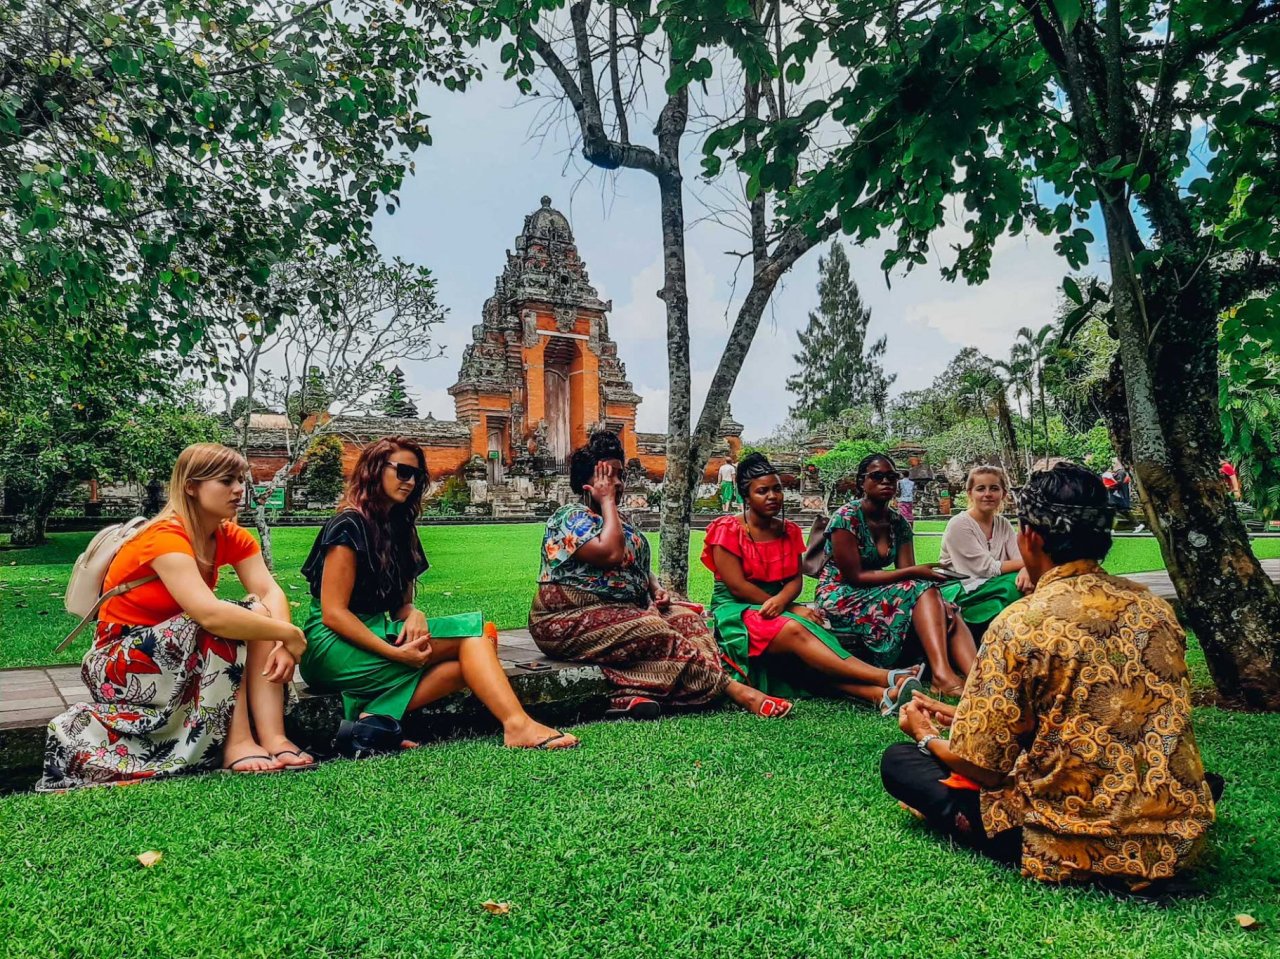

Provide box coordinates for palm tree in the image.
[995,350,1033,472]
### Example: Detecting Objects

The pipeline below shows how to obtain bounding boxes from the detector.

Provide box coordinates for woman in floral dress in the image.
[529,431,792,720]
[816,454,977,697]
[40,444,311,790]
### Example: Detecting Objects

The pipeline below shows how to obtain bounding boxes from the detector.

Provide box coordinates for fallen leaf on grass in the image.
[1236,914,1260,931]
[137,851,163,868]
[481,900,511,915]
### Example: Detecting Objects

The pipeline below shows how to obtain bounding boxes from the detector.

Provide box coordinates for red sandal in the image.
[755,696,793,719]
[604,696,662,721]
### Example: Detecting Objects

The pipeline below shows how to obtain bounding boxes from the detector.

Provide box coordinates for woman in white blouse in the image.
[938,466,1031,627]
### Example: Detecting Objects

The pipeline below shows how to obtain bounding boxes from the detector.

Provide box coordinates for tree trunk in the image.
[1100,207,1280,709]
[995,391,1020,480]
[254,500,275,572]
[9,482,63,547]
[655,170,693,594]
[11,505,50,546]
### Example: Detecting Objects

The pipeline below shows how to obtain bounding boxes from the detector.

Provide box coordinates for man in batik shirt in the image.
[880,462,1216,891]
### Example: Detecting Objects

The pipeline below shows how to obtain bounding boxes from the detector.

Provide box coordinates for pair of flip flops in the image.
[223,750,316,775]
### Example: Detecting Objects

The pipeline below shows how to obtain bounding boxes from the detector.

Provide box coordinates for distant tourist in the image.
[1219,458,1242,501]
[814,453,977,698]
[1106,458,1133,511]
[529,431,792,720]
[937,466,1029,629]
[41,444,313,790]
[881,463,1216,890]
[718,456,742,511]
[895,473,916,526]
[300,436,578,753]
[703,453,922,714]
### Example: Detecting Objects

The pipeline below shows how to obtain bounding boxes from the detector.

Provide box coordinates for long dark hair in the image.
[339,436,428,588]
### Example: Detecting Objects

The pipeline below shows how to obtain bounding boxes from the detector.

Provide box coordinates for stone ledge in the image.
[0,631,610,794]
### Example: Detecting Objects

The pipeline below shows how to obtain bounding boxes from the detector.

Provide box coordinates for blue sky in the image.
[370,57,1093,441]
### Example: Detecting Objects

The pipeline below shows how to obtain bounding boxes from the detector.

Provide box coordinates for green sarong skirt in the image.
[300,600,484,720]
[938,572,1021,627]
[709,581,851,698]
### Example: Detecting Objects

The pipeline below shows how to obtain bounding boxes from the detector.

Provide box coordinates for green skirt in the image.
[300,600,484,721]
[939,572,1021,626]
[709,581,851,698]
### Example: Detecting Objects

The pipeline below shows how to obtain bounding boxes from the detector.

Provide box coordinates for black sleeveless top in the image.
[301,510,429,615]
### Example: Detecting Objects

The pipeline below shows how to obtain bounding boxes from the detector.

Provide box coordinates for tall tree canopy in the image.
[786,240,894,426]
[706,0,1280,706]
[2,0,472,355]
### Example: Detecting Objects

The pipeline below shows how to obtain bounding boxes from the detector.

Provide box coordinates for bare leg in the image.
[765,620,920,706]
[421,634,579,749]
[911,590,965,696]
[241,604,312,767]
[222,681,280,771]
[948,615,978,676]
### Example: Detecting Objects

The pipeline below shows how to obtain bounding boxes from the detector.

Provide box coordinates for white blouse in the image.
[939,512,1021,590]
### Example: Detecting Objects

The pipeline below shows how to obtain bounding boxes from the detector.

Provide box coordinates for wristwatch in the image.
[917,734,942,756]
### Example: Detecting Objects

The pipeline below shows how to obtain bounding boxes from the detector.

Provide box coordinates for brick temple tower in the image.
[448,196,642,479]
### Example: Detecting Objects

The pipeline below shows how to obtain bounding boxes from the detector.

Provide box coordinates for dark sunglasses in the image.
[387,462,425,483]
[867,470,901,484]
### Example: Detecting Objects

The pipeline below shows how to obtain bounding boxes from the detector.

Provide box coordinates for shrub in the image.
[303,435,346,505]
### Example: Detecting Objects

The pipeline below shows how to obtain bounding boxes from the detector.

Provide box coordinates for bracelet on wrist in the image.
[917,733,942,756]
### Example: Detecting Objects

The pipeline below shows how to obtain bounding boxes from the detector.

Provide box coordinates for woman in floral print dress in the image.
[529,431,792,720]
[816,454,977,697]
[40,444,311,790]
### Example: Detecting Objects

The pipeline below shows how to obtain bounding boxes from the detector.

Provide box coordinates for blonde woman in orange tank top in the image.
[40,444,312,790]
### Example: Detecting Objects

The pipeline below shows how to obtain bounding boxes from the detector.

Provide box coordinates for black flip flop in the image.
[530,733,580,750]
[334,714,405,759]
[271,749,317,772]
[221,755,282,775]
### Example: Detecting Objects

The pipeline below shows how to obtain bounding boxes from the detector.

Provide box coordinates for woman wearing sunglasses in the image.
[299,437,578,752]
[814,454,977,698]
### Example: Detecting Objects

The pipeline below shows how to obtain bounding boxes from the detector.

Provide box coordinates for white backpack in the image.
[57,517,159,652]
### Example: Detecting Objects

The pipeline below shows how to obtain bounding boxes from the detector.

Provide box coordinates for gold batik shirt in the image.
[949,560,1215,886]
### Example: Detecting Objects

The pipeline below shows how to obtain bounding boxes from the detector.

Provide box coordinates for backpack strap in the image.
[53,574,159,653]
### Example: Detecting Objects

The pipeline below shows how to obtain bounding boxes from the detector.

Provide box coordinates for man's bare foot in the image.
[504,718,580,750]
[222,740,281,773]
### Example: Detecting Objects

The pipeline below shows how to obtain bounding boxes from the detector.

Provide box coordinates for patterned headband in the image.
[1015,484,1114,534]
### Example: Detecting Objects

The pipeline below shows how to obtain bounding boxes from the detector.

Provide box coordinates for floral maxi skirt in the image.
[39,613,245,791]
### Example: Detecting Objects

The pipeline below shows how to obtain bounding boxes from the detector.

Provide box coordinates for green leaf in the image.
[1051,0,1083,34]
[1063,276,1083,305]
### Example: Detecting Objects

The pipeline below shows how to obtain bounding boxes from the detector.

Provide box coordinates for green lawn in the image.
[1,700,1275,958]
[4,524,1279,671]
